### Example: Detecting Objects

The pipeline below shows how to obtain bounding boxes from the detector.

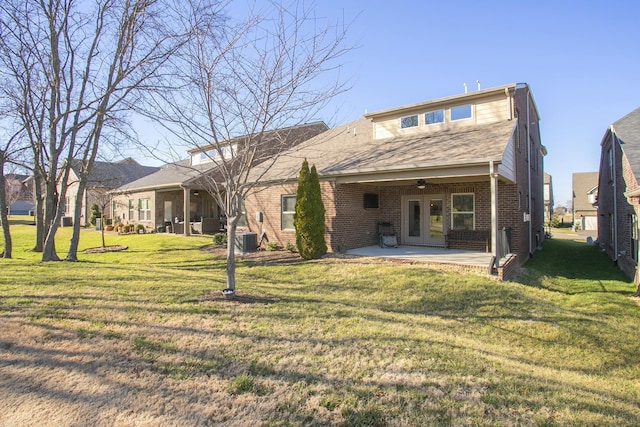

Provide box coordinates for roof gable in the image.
[612,107,640,178]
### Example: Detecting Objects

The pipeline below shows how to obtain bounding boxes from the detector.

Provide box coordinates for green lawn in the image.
[1,217,639,426]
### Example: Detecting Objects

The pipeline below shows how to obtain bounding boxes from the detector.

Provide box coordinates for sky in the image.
[297,0,640,207]
[134,0,640,207]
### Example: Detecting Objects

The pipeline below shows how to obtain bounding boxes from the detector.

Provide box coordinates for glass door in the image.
[402,195,445,246]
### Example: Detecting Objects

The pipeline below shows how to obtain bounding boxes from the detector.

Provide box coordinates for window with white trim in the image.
[400,115,418,129]
[425,109,444,125]
[128,199,135,220]
[281,195,296,230]
[451,193,474,230]
[139,198,151,221]
[451,104,472,121]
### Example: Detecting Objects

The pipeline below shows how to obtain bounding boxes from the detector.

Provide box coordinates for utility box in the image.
[235,232,257,254]
[61,216,73,227]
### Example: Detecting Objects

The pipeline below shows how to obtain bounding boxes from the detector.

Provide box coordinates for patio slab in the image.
[347,245,494,267]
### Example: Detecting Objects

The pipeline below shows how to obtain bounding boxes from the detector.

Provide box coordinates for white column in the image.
[490,161,499,260]
[183,187,191,236]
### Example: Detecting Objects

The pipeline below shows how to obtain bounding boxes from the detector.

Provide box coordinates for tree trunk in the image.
[41,180,61,261]
[66,181,88,261]
[0,163,12,259]
[32,176,44,253]
[225,216,238,292]
[101,215,106,248]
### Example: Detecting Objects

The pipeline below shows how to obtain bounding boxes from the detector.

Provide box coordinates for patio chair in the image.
[378,222,398,248]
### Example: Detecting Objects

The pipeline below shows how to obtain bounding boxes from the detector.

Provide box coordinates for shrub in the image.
[285,241,297,253]
[213,233,227,246]
[89,204,101,226]
[294,159,327,260]
[123,224,132,233]
[135,224,145,234]
[265,241,279,251]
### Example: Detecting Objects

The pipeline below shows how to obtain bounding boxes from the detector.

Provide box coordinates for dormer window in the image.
[400,115,418,129]
[451,104,472,121]
[425,109,444,125]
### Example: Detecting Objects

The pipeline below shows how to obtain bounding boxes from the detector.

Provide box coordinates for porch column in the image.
[490,161,499,261]
[183,187,191,236]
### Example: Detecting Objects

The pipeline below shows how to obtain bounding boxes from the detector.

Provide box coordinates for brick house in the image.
[596,107,640,288]
[572,171,598,231]
[245,83,546,273]
[61,159,159,226]
[109,122,328,234]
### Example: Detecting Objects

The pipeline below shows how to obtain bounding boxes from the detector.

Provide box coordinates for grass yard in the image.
[1,217,639,426]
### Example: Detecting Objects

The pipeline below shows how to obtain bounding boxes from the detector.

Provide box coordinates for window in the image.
[281,195,296,230]
[363,193,379,209]
[400,115,418,129]
[632,214,638,261]
[425,109,444,125]
[237,198,247,228]
[128,199,134,220]
[139,198,151,221]
[451,104,472,121]
[65,197,70,215]
[452,193,474,230]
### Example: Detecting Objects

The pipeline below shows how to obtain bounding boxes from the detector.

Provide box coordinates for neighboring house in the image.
[544,172,554,223]
[5,174,33,215]
[245,83,546,277]
[596,107,640,286]
[110,122,329,234]
[572,172,598,231]
[61,159,160,226]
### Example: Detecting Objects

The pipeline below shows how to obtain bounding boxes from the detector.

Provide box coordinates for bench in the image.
[445,229,490,252]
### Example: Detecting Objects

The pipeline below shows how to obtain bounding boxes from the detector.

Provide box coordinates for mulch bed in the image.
[200,244,306,265]
[82,245,128,254]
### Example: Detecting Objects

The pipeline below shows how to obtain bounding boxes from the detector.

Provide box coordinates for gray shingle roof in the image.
[115,121,329,193]
[114,159,213,192]
[613,107,640,178]
[252,117,516,182]
[71,159,160,188]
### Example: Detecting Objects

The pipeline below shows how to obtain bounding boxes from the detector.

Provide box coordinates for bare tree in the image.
[144,0,352,294]
[0,0,187,261]
[0,131,26,258]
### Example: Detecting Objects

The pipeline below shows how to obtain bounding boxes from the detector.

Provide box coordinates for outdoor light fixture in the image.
[193,190,199,196]
[417,179,426,190]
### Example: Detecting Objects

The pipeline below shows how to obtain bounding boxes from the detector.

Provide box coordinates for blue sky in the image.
[133,0,639,207]
[302,0,640,206]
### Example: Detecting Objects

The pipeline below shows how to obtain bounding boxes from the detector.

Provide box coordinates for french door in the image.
[402,195,445,246]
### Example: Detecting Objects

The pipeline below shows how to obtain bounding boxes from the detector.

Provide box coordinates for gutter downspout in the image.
[611,127,618,263]
[526,87,533,256]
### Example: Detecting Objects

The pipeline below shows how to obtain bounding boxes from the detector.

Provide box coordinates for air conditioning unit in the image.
[235,232,257,254]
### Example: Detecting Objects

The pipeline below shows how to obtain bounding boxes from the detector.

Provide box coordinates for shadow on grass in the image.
[517,239,632,289]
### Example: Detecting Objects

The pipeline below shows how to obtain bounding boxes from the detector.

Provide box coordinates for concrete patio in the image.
[344,245,522,279]
[347,245,494,267]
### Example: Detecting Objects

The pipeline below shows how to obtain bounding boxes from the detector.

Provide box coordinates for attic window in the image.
[425,109,444,125]
[400,115,418,129]
[451,104,472,121]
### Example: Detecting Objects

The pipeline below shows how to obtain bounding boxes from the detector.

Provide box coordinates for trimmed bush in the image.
[213,233,227,246]
[294,159,326,260]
